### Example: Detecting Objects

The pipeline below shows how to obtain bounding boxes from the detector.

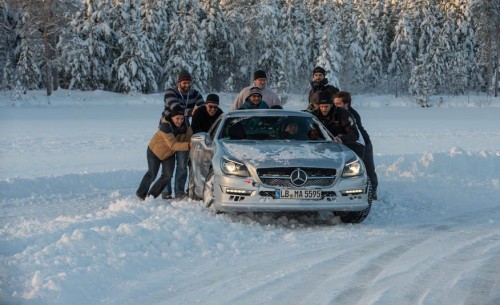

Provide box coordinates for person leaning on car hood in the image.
[311,91,360,148]
[136,105,193,201]
[238,87,270,110]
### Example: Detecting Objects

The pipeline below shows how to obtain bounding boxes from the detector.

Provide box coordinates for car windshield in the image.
[220,115,327,141]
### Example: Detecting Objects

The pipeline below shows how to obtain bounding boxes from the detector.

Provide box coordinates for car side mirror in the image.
[192,132,210,149]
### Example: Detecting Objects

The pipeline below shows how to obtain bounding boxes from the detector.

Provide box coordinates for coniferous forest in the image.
[1,0,499,105]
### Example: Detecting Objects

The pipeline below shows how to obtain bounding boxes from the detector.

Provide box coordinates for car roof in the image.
[225,109,313,118]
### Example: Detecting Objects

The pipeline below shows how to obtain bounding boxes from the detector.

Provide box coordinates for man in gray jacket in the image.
[232,70,282,110]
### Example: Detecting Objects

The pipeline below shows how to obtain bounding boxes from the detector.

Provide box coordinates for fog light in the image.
[340,189,364,195]
[226,189,253,196]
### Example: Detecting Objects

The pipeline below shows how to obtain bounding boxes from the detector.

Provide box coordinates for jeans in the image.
[174,150,189,195]
[161,150,189,197]
[137,147,176,198]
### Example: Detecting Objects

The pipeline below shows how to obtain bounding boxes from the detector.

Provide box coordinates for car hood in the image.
[220,141,347,168]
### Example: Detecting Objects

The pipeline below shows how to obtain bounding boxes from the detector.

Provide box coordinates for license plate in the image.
[275,189,322,199]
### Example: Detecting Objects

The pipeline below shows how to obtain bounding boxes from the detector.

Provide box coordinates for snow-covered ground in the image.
[1,89,499,305]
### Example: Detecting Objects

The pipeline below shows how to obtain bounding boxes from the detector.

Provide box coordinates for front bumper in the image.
[211,174,370,212]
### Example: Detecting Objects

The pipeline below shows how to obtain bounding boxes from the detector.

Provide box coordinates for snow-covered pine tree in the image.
[388,1,416,96]
[252,0,283,91]
[225,0,267,88]
[435,1,466,95]
[418,0,445,96]
[409,57,431,107]
[471,0,500,96]
[0,3,20,90]
[141,0,169,90]
[444,0,480,94]
[217,0,247,89]
[315,0,342,90]
[16,35,42,90]
[348,0,367,90]
[335,0,356,90]
[200,0,233,92]
[279,0,313,94]
[10,0,77,96]
[63,0,116,91]
[305,0,323,75]
[362,0,390,91]
[164,0,209,92]
[111,0,158,94]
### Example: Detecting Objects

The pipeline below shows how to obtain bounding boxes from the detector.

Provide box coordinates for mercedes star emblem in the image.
[290,168,307,186]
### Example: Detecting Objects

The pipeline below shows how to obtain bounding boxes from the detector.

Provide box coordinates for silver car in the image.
[188,109,373,223]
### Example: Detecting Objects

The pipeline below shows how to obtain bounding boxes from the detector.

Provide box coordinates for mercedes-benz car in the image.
[188,109,373,223]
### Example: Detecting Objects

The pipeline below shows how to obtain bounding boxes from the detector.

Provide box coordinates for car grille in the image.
[256,167,336,187]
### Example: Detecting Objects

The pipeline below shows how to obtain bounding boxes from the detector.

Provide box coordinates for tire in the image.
[188,164,201,200]
[202,170,215,208]
[336,179,373,224]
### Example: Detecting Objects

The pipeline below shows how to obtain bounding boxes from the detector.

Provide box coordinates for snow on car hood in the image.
[221,141,346,168]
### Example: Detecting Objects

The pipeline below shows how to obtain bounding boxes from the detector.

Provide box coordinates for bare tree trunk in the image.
[50,30,58,91]
[43,27,52,96]
[495,22,500,97]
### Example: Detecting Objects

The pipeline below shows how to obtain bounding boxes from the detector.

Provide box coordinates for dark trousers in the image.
[345,142,365,160]
[363,142,378,192]
[136,147,176,198]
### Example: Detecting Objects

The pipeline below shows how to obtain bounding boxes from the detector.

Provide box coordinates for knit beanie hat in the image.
[178,70,192,83]
[254,70,267,80]
[313,66,326,76]
[247,87,263,99]
[171,105,185,117]
[205,93,220,105]
[317,90,333,104]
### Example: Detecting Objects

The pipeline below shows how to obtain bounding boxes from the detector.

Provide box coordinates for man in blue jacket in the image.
[238,87,269,110]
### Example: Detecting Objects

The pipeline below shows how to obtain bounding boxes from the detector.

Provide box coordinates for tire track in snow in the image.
[358,227,500,305]
[323,235,430,305]
[129,238,386,305]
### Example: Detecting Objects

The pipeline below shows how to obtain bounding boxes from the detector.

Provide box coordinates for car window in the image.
[220,116,327,141]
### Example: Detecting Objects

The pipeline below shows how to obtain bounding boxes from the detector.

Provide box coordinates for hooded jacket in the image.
[148,117,192,160]
[239,90,270,110]
[232,85,281,110]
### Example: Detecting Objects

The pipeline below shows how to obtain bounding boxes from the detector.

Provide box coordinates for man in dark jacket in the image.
[191,93,223,134]
[311,91,363,158]
[160,70,203,199]
[307,66,339,111]
[334,91,378,200]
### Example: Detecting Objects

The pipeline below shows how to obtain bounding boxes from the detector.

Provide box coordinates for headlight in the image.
[342,157,364,177]
[221,157,250,177]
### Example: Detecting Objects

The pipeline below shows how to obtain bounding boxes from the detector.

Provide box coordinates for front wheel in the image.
[203,170,215,208]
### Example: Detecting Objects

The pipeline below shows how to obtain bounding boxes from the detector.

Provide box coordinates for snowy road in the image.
[1,91,500,305]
